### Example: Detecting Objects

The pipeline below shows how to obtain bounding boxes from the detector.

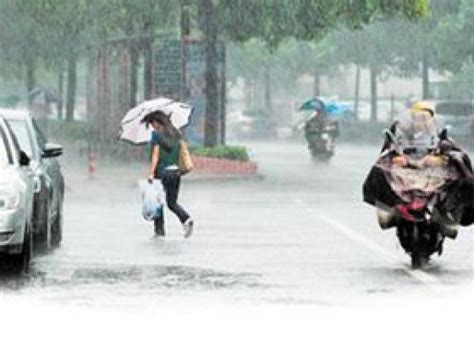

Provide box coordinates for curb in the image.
[63,171,265,192]
[183,172,265,183]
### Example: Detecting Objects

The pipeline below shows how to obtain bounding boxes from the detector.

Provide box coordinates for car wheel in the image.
[34,203,51,253]
[12,225,33,274]
[51,207,63,247]
[35,227,48,252]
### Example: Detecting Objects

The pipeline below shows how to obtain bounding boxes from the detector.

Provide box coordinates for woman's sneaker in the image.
[183,218,194,238]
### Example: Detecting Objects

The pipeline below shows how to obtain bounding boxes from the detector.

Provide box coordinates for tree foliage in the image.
[0,0,429,140]
[435,0,474,73]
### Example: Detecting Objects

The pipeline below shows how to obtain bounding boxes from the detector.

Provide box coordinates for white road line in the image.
[295,199,445,293]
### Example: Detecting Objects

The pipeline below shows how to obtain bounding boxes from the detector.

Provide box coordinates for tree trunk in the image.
[118,48,131,121]
[25,60,35,109]
[85,51,99,154]
[97,47,111,144]
[202,0,219,147]
[422,50,430,100]
[86,52,97,125]
[244,78,251,109]
[129,42,139,108]
[370,66,378,123]
[181,0,190,101]
[180,0,191,37]
[252,79,257,108]
[142,24,154,100]
[66,56,77,121]
[354,66,361,120]
[220,45,226,145]
[264,63,273,114]
[57,66,64,120]
[313,72,321,97]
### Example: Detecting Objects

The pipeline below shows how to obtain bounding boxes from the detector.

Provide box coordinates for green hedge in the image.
[191,145,250,162]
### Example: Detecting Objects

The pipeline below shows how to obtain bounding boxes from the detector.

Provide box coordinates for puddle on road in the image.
[366,288,394,294]
[418,264,473,279]
[0,263,266,294]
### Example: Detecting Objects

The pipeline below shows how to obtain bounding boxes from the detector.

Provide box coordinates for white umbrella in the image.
[119,98,193,144]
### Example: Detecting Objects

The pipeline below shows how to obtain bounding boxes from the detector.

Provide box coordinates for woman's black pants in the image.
[154,170,190,236]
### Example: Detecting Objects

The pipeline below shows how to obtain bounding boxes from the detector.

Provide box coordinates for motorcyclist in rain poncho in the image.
[364,101,474,237]
[303,99,339,159]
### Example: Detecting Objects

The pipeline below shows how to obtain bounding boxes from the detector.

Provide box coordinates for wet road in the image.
[0,140,472,307]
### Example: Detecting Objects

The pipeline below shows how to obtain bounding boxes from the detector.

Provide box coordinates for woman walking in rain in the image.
[141,110,194,238]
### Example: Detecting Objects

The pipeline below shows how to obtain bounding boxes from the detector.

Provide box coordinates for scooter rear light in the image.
[396,201,427,222]
[396,204,416,222]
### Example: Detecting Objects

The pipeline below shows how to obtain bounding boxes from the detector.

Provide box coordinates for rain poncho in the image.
[363,110,474,226]
[393,110,439,157]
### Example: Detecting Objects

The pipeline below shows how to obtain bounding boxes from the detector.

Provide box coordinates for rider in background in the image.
[304,100,339,141]
[304,100,326,138]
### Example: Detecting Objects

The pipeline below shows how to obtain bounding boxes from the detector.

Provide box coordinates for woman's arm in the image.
[149,144,160,180]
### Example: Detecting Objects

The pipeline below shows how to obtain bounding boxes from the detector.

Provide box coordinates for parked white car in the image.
[1,109,64,250]
[0,115,34,272]
[435,101,474,138]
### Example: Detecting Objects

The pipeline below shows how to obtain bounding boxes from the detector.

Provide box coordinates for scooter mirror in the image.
[383,129,396,144]
[439,128,448,141]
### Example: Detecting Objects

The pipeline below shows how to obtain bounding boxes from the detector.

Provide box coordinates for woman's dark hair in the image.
[141,110,182,140]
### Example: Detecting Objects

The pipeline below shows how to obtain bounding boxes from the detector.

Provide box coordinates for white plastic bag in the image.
[139,179,163,221]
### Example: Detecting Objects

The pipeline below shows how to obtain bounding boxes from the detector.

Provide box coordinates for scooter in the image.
[305,122,338,162]
[364,129,471,268]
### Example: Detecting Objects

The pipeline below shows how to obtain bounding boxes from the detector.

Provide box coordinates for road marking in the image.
[295,199,445,293]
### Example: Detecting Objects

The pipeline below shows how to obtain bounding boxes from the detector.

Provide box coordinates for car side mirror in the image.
[19,150,30,167]
[42,143,63,158]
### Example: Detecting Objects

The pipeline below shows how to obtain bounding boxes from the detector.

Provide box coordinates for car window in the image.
[7,119,36,158]
[0,126,12,167]
[3,120,23,164]
[436,103,473,117]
